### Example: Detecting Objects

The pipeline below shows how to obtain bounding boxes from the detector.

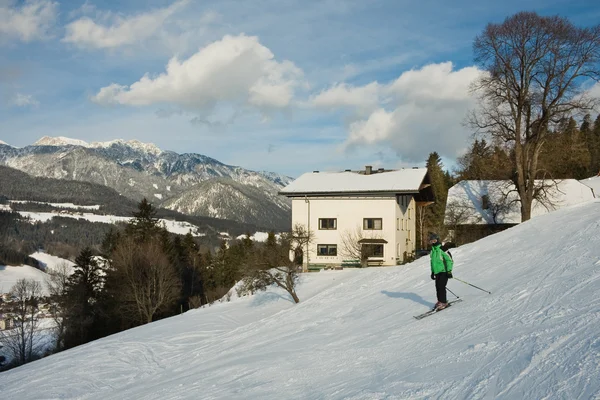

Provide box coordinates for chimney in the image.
[365,165,372,175]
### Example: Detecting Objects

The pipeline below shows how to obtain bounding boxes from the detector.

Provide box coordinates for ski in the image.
[413,299,463,320]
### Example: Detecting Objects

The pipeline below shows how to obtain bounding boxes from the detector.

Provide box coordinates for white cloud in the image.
[92,34,304,114]
[311,82,382,115]
[12,93,39,107]
[63,0,189,49]
[315,62,484,162]
[588,82,600,102]
[0,0,58,42]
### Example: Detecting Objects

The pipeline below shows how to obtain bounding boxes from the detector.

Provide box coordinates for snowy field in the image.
[29,251,76,274]
[1,199,599,399]
[9,200,101,210]
[0,265,50,295]
[0,252,74,294]
[16,210,206,237]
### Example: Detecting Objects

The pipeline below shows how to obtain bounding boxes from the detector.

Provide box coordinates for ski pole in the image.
[454,277,491,294]
[446,287,459,299]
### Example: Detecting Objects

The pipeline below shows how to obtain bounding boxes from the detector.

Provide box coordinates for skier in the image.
[429,232,453,310]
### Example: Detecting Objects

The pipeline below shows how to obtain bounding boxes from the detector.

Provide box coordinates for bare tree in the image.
[237,226,310,304]
[339,225,383,266]
[45,263,72,352]
[339,225,364,261]
[470,12,600,221]
[111,237,181,324]
[0,279,43,366]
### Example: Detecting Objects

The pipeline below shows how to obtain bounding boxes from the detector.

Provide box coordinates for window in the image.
[482,195,490,210]
[396,218,400,231]
[407,208,411,219]
[362,244,384,257]
[363,218,382,230]
[319,218,337,230]
[317,244,337,256]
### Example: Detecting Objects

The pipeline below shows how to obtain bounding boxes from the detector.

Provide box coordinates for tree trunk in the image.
[290,290,300,304]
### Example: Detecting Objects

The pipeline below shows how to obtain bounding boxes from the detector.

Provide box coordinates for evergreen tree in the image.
[62,248,105,349]
[541,117,591,179]
[423,152,449,246]
[101,227,121,256]
[125,198,162,242]
[456,140,512,180]
[591,115,600,176]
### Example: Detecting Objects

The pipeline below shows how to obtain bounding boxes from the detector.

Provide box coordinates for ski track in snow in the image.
[1,200,600,399]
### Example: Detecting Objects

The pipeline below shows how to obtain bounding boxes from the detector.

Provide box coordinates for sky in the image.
[1,197,599,398]
[1,0,600,177]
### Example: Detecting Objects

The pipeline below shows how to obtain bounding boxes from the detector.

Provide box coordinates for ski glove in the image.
[431,273,435,280]
[447,272,453,279]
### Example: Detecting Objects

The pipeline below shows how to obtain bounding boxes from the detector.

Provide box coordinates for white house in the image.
[445,179,595,226]
[279,166,434,269]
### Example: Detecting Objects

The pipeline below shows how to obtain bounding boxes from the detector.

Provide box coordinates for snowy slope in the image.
[1,200,600,399]
[0,265,50,294]
[29,251,76,274]
[0,252,74,294]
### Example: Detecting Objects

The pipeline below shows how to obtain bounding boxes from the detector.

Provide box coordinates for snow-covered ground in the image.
[9,200,101,210]
[0,252,74,294]
[16,210,206,237]
[1,200,599,399]
[236,232,277,242]
[0,265,50,295]
[29,251,76,275]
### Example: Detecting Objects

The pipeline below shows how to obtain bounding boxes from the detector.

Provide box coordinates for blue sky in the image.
[1,0,599,177]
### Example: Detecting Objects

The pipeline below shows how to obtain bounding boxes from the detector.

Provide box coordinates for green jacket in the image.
[430,244,453,275]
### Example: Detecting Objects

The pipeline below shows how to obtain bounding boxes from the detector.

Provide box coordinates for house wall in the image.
[291,195,417,267]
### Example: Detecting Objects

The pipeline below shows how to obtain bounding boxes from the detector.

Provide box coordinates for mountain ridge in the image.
[0,136,293,230]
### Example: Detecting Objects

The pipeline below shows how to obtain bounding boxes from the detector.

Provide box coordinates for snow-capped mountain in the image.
[0,137,293,230]
[34,136,164,156]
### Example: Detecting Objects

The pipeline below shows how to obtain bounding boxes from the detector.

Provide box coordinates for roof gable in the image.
[279,168,428,196]
[445,179,595,225]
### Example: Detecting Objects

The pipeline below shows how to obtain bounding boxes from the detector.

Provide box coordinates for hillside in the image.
[1,199,599,399]
[0,165,271,236]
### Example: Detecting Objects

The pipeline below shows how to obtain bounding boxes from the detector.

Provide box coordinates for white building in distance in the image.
[279,166,434,270]
[580,175,600,198]
[445,179,595,226]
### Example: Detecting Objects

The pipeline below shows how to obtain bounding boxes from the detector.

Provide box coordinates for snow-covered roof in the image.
[445,179,595,225]
[279,168,428,196]
[580,176,600,198]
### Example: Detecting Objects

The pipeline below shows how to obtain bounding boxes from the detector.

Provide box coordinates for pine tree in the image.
[125,198,162,242]
[423,152,448,245]
[62,248,104,349]
[591,115,600,176]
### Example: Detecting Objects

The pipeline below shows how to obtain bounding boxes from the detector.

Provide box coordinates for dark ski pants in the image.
[435,272,449,303]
